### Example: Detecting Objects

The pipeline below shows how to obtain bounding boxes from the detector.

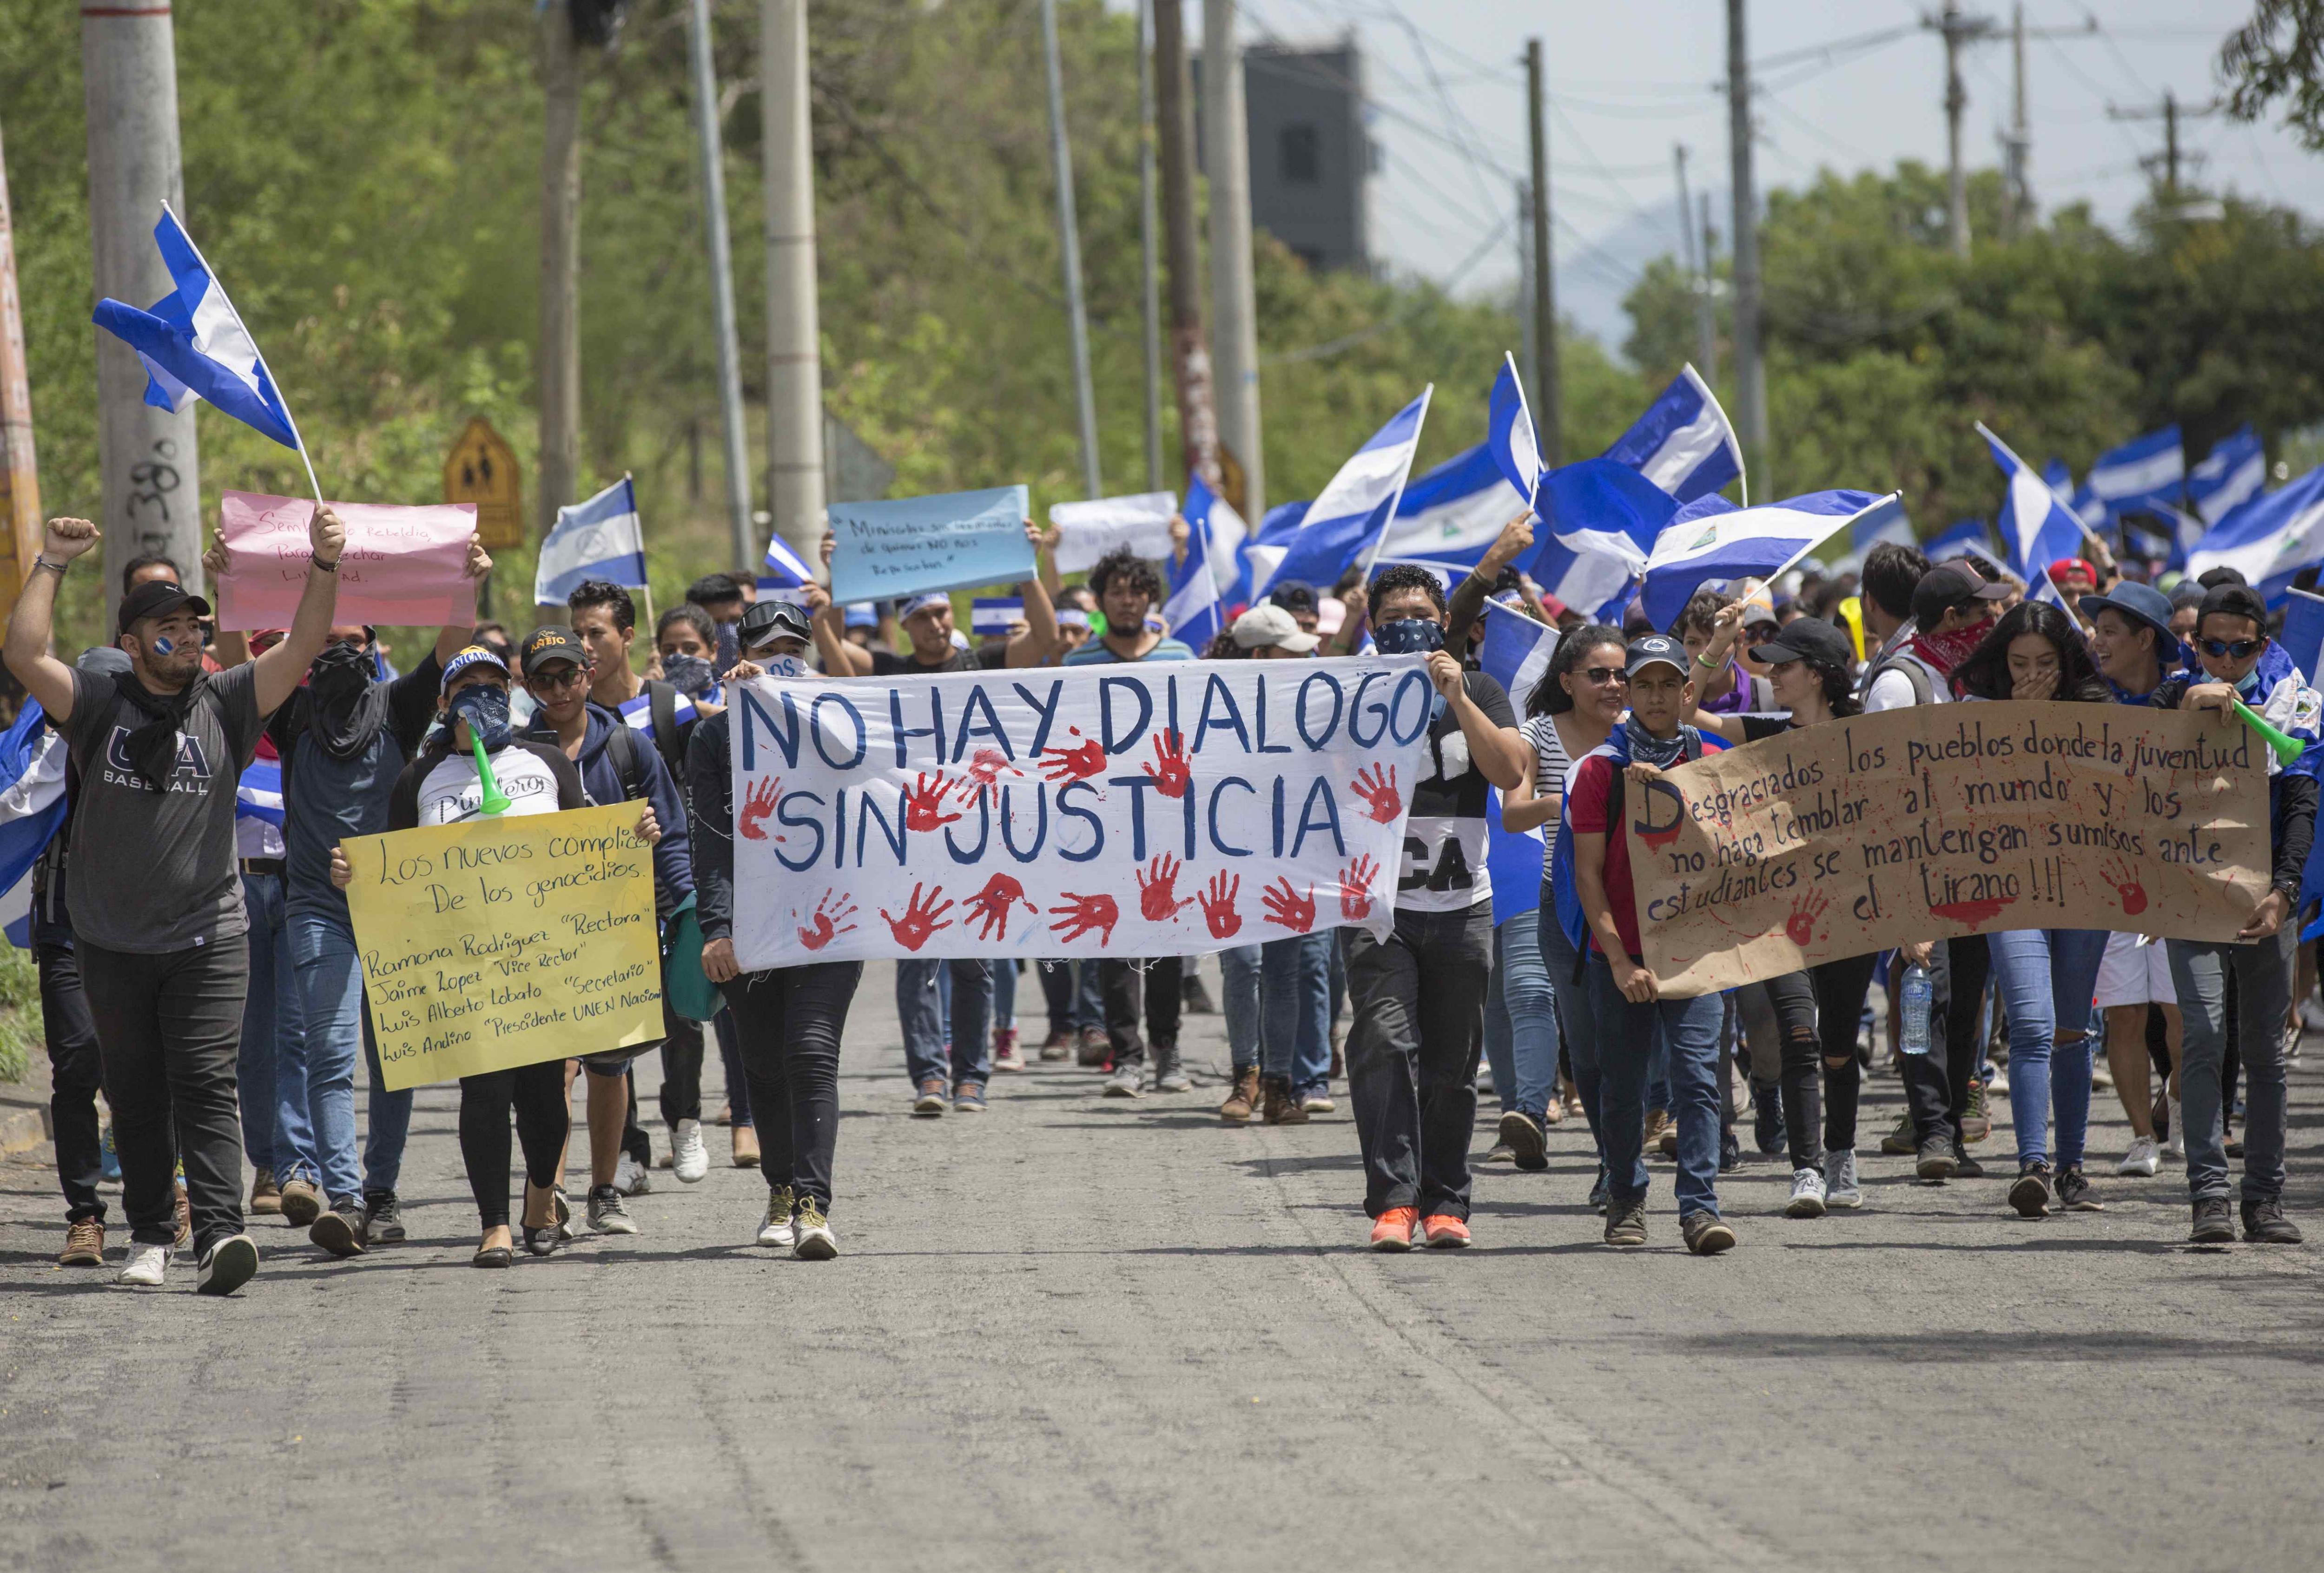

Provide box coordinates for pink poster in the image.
[214,492,479,632]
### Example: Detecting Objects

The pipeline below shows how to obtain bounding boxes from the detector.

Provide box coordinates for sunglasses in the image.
[528,665,589,689]
[1578,665,1628,685]
[2200,638,2265,660]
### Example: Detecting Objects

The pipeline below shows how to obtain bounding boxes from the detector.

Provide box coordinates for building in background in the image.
[1197,35,1377,275]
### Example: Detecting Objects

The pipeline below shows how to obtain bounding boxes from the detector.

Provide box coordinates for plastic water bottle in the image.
[1900,963,1933,1056]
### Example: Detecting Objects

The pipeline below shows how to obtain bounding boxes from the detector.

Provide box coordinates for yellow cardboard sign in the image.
[442,416,525,550]
[345,802,662,1091]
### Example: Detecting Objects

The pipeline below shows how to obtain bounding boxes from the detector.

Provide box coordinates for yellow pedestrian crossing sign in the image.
[443,418,524,549]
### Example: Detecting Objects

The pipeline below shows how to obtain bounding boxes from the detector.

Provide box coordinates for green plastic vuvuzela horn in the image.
[471,733,514,815]
[2230,698,2308,768]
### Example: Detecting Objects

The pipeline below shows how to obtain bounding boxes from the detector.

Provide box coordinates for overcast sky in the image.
[1127,2,2318,352]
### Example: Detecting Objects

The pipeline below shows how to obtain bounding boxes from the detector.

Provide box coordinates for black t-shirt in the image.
[1737,713,1796,744]
[1398,671,1515,912]
[870,648,976,677]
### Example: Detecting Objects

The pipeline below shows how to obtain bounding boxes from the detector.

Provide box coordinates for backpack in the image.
[637,679,685,782]
[1548,727,1706,976]
[605,722,653,806]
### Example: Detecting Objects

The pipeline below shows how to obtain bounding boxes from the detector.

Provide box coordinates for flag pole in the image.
[1503,352,1543,512]
[1685,362,1746,507]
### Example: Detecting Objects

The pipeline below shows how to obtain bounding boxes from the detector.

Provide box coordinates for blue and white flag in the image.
[0,702,67,950]
[970,598,1024,637]
[759,529,818,595]
[2086,424,2185,521]
[1535,456,1681,578]
[1164,471,1243,650]
[2145,500,2208,571]
[2280,588,2324,690]
[2186,464,2324,607]
[235,757,284,828]
[619,687,700,737]
[1257,388,1432,595]
[1925,518,1992,563]
[2190,424,2265,527]
[1528,536,1637,624]
[1372,443,1527,571]
[1824,494,1917,573]
[1979,423,2088,589]
[535,474,647,606]
[1486,353,1543,504]
[91,204,301,451]
[1637,490,1898,633]
[1601,364,1744,506]
[1474,599,1560,928]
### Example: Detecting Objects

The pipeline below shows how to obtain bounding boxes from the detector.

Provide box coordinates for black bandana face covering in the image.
[307,639,388,761]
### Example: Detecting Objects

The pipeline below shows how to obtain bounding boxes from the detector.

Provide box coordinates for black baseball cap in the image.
[1910,562,2009,628]
[115,579,211,638]
[1749,616,1853,668]
[739,598,812,651]
[520,624,589,676]
[1268,580,1319,616]
[1625,633,1689,678]
[2197,583,2270,631]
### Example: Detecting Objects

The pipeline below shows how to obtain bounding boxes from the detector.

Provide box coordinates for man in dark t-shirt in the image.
[1342,564,1529,1253]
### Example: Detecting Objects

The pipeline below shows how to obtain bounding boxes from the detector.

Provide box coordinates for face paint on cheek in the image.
[151,637,175,656]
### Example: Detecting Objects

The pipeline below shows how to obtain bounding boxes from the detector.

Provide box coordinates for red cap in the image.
[2049,557,2096,587]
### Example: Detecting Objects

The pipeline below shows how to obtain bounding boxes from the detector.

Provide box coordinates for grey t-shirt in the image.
[61,661,264,953]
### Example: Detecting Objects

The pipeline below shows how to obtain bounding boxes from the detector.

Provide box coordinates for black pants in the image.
[1810,951,1880,1153]
[722,961,862,1210]
[458,1060,570,1228]
[1906,935,1981,1146]
[1341,903,1494,1220]
[1101,955,1181,1066]
[657,998,705,1128]
[38,942,107,1224]
[1756,969,1825,1170]
[78,937,251,1253]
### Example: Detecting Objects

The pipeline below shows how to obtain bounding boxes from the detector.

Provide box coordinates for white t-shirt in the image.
[1862,653,1950,713]
[394,738,580,829]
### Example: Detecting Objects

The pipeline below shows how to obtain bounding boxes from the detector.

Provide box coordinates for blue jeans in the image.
[899,957,993,1088]
[992,957,1017,1032]
[2167,926,2294,1203]
[1221,945,1262,1069]
[1263,930,1333,1096]
[1584,951,1724,1218]
[1984,927,2107,1168]
[1040,957,1105,1036]
[1484,908,1558,1123]
[237,872,312,1183]
[1536,913,1600,1162]
[290,906,409,1201]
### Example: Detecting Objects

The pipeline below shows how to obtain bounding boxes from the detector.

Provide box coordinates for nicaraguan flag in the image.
[2186,464,2324,607]
[2281,589,2324,690]
[1825,494,1918,572]
[1534,456,1680,578]
[1486,353,1543,503]
[1258,388,1432,594]
[1979,423,2089,588]
[1638,489,1899,632]
[620,688,699,737]
[1164,471,1242,649]
[92,204,300,451]
[2190,425,2265,527]
[535,475,647,605]
[1601,364,1744,506]
[759,529,818,594]
[1475,599,1559,928]
[235,757,284,828]
[971,598,1023,636]
[1373,444,1528,571]
[2086,425,2185,521]
[0,702,67,950]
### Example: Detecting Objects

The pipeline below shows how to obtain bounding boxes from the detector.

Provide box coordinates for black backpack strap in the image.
[605,723,650,804]
[647,680,683,779]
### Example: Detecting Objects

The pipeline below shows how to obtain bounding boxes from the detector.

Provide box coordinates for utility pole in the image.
[1524,39,1560,464]
[1725,0,1767,490]
[2004,2,2030,236]
[1038,0,1102,501]
[685,0,756,573]
[1205,0,1262,518]
[1698,193,1720,383]
[1152,0,1218,490]
[0,121,41,604]
[80,0,202,609]
[762,0,826,561]
[1674,144,1716,382]
[1516,180,1538,400]
[2110,92,2220,204]
[1924,2,2000,258]
[1136,0,1164,493]
[538,2,582,542]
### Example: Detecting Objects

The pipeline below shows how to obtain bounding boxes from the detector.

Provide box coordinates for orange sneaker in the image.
[1369,1206,1418,1251]
[1421,1214,1472,1249]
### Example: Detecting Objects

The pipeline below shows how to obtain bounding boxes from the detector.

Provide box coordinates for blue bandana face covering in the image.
[1373,618,1450,722]
[448,684,513,751]
[660,653,715,698]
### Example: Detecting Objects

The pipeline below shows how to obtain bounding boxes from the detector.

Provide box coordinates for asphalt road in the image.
[3,959,2322,1573]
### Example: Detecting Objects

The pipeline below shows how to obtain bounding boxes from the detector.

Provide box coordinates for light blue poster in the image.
[827,485,1034,604]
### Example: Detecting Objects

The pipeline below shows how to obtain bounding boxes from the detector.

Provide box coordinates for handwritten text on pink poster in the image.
[214,492,478,631]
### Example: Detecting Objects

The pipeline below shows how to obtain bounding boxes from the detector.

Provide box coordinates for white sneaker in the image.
[1825,1148,1863,1209]
[1784,1168,1828,1218]
[2162,1096,2184,1159]
[756,1187,796,1249]
[792,1198,838,1260]
[613,1151,653,1197]
[671,1119,710,1185]
[116,1242,168,1287]
[2117,1135,2160,1177]
[2299,998,2324,1033]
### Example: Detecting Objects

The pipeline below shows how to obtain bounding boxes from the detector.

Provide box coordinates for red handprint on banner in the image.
[1142,728,1192,799]
[1038,727,1109,784]
[879,883,954,952]
[1134,854,1196,921]
[1047,891,1121,945]
[1338,854,1380,922]
[797,891,859,951]
[903,771,962,833]
[1261,877,1318,934]
[1348,763,1402,824]
[2100,854,2148,916]
[738,777,780,842]
[963,872,1038,941]
[1196,872,1242,939]
[1783,887,1830,947]
[952,746,1020,805]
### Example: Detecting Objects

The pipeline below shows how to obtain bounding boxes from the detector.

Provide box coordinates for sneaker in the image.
[1481,1142,1516,1165]
[1950,1145,1986,1179]
[1825,1148,1862,1209]
[1656,1119,1679,1159]
[2242,1197,2303,1244]
[1604,1201,1648,1247]
[60,1217,106,1267]
[2161,1095,2184,1158]
[195,1233,259,1296]
[1499,1110,1548,1172]
[1880,1111,1918,1156]
[1076,1026,1111,1067]
[1300,1090,1335,1115]
[362,1191,406,1245]
[1103,1061,1145,1098]
[588,1185,638,1235]
[309,1202,367,1258]
[1369,1206,1418,1251]
[1915,1136,1958,1182]
[1261,1076,1307,1125]
[117,1240,167,1286]
[1038,1030,1071,1062]
[1152,1041,1192,1093]
[1720,1130,1743,1173]
[1785,1168,1828,1218]
[2300,998,2324,1033]
[2190,1195,2235,1244]
[732,1124,761,1168]
[1682,1211,1736,1255]
[793,1198,838,1259]
[757,1186,796,1249]
[174,1186,193,1252]
[1219,1066,1260,1124]
[2009,1161,2053,1218]
[612,1152,653,1197]
[992,1028,1025,1073]
[913,1078,949,1116]
[1420,1214,1472,1249]
[249,1168,283,1216]
[953,1082,988,1112]
[1961,1082,1992,1144]
[1751,1083,1786,1155]
[276,1175,322,1228]
[2116,1135,2160,1177]
[2054,1166,2103,1211]
[672,1119,711,1183]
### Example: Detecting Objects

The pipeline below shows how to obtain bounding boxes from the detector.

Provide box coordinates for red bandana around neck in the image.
[1904,619,1992,682]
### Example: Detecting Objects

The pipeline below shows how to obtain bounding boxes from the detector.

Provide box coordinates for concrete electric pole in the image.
[1725,0,1767,493]
[1151,0,1218,491]
[1038,0,1103,501]
[1204,0,1262,518]
[538,1,583,542]
[684,0,756,573]
[1136,0,1164,493]
[1525,39,1560,465]
[761,0,826,561]
[0,120,41,603]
